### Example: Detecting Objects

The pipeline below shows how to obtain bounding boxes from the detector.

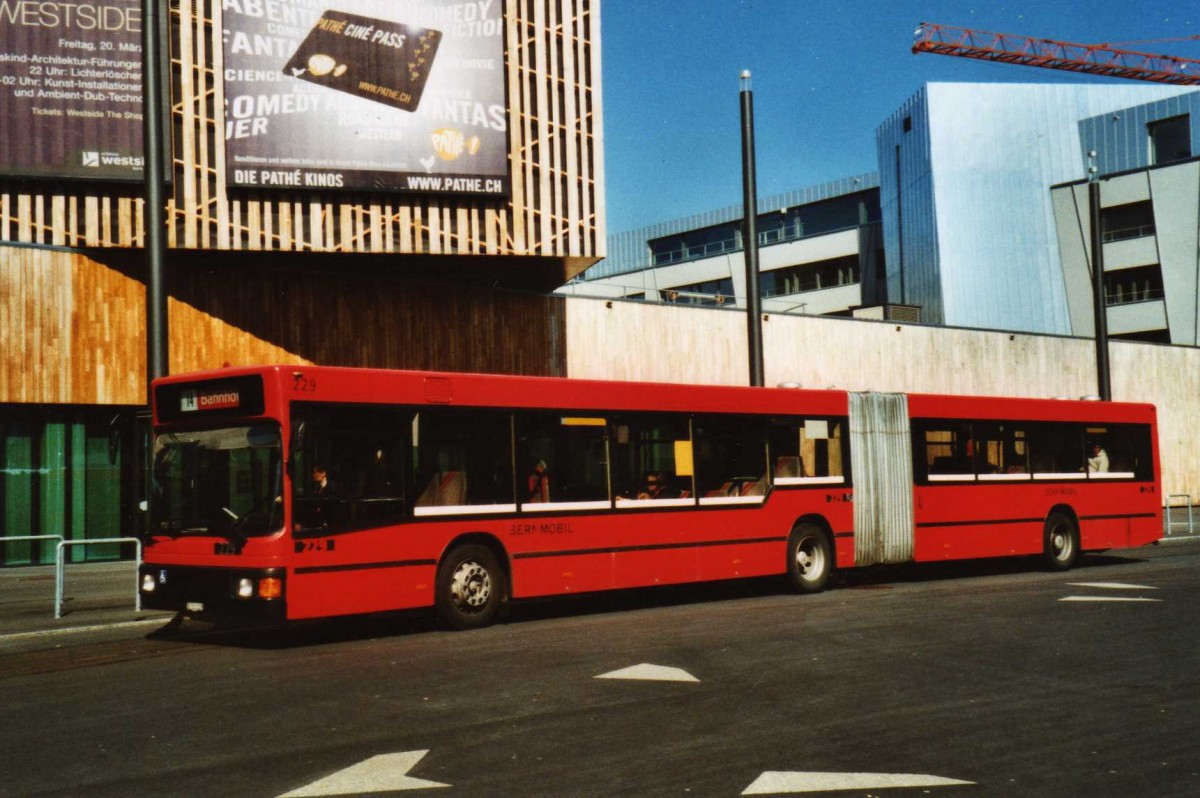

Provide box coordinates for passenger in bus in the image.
[527,460,550,503]
[1087,443,1109,473]
[311,465,336,497]
[639,472,674,500]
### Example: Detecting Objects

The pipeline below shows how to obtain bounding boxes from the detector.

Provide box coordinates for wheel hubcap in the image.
[796,537,825,581]
[1052,527,1072,560]
[450,560,491,612]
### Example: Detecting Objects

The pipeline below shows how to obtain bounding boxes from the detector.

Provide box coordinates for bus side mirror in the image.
[288,421,306,479]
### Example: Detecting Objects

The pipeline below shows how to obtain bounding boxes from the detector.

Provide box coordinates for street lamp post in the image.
[1087,150,1111,401]
[143,0,168,390]
[740,70,764,387]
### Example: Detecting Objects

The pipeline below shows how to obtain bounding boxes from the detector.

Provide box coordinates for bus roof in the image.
[152,365,1154,423]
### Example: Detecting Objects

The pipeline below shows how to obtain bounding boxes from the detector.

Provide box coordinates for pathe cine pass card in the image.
[283,10,443,112]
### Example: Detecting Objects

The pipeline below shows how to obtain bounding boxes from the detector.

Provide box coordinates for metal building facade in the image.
[1081,92,1200,175]
[877,83,1194,334]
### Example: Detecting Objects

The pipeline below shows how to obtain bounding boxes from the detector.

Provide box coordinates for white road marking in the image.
[1059,596,1162,603]
[595,663,699,683]
[742,771,973,794]
[1067,582,1157,590]
[278,750,448,796]
[0,618,169,642]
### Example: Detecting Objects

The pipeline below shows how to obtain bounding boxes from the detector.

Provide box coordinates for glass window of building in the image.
[1100,201,1155,243]
[760,256,860,298]
[1104,265,1164,306]
[1149,115,1191,165]
[664,277,734,306]
[649,222,739,266]
[2,410,139,565]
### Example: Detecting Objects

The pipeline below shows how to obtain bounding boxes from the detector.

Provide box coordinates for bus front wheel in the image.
[1043,512,1079,571]
[786,524,832,593]
[435,544,505,630]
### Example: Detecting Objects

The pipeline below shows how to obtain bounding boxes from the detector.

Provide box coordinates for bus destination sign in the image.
[0,0,145,180]
[180,387,242,413]
[156,375,266,423]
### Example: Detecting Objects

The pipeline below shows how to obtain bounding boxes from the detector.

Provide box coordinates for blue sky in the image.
[600,1,1200,233]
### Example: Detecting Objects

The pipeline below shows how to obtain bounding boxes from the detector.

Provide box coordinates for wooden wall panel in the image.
[0,248,73,403]
[1,246,566,406]
[564,296,1200,500]
[0,2,604,278]
[167,253,567,377]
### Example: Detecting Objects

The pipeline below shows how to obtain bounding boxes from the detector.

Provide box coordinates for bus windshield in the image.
[152,424,283,538]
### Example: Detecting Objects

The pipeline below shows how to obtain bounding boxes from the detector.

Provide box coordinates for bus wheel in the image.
[436,544,505,630]
[786,524,832,593]
[1043,512,1079,571]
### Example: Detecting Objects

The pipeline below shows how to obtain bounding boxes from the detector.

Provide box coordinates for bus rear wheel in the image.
[1043,512,1079,571]
[786,524,832,593]
[435,544,505,630]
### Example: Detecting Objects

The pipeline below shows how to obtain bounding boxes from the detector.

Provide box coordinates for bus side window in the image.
[1089,423,1152,478]
[770,417,845,481]
[917,421,974,480]
[973,422,1030,475]
[1027,423,1084,476]
[695,416,767,497]
[514,413,609,505]
[610,414,692,500]
[413,409,515,509]
[291,404,410,535]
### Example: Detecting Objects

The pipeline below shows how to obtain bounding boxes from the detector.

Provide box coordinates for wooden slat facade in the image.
[1,248,566,406]
[0,0,604,273]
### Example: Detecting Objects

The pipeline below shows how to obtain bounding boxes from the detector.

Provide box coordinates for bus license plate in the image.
[186,602,204,613]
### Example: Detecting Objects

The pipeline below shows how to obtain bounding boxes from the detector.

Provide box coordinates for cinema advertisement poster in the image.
[0,0,145,180]
[222,0,509,196]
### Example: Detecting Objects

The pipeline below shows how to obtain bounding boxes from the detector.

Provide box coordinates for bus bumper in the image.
[138,564,287,620]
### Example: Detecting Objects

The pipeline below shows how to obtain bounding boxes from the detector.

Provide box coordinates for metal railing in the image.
[649,222,862,268]
[1164,495,1195,538]
[54,538,142,619]
[1101,223,1155,243]
[1,535,64,563]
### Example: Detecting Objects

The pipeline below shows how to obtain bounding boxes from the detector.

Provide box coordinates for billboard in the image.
[0,0,144,180]
[222,0,509,196]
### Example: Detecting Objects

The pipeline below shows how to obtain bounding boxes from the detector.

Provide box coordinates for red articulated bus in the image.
[139,366,1161,628]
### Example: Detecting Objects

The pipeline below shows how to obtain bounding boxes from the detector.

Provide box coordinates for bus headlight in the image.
[235,575,282,600]
[141,574,156,593]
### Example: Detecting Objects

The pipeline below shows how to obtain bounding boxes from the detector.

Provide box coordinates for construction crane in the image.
[913,23,1200,85]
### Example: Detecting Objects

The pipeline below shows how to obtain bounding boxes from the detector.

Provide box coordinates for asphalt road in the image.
[2,542,1198,798]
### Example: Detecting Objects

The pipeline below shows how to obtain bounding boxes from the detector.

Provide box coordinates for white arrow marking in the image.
[742,771,973,794]
[277,750,448,796]
[1059,596,1162,603]
[595,663,699,683]
[1068,582,1157,590]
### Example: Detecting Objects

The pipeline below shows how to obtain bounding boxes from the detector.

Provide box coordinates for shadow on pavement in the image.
[144,547,1154,650]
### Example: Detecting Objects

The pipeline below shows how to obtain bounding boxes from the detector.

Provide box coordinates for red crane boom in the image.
[913,23,1200,85]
